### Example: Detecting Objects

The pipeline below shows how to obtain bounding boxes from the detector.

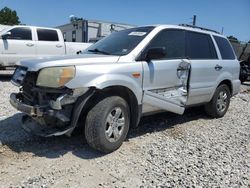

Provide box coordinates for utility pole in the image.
[221,27,224,34]
[192,15,196,26]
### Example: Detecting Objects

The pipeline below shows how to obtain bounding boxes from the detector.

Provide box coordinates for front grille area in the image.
[11,66,28,86]
[13,67,71,107]
[20,71,66,106]
[22,71,38,105]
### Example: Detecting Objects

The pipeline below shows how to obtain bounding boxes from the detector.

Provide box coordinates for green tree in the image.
[0,7,20,25]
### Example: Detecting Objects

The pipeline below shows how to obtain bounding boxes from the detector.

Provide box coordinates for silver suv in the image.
[10,25,240,153]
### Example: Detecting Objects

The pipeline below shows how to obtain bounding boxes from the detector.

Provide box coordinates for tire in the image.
[204,84,230,118]
[85,95,130,153]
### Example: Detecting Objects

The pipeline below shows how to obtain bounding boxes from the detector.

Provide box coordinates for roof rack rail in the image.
[179,24,220,34]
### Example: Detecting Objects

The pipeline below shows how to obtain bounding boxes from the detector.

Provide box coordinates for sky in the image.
[0,0,249,41]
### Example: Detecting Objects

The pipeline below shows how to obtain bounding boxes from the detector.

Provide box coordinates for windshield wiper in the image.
[88,48,110,55]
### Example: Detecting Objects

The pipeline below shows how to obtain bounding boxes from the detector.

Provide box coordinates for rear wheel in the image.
[85,95,130,153]
[205,84,230,118]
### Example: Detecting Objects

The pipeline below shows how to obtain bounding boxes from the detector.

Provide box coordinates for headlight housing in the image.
[36,66,75,88]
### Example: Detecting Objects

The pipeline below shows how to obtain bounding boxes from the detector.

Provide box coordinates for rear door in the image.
[213,35,238,76]
[0,27,36,66]
[185,31,220,105]
[35,28,65,57]
[141,29,191,115]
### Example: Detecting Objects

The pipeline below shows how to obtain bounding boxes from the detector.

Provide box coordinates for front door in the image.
[142,59,190,115]
[141,29,190,115]
[0,27,36,66]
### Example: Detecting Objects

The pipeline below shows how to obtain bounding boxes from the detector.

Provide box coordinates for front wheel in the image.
[85,96,130,153]
[204,84,231,118]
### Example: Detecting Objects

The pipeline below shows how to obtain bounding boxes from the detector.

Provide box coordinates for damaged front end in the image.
[10,66,89,137]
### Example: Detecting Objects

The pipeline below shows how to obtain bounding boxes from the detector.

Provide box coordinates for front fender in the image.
[86,74,143,104]
[66,74,142,104]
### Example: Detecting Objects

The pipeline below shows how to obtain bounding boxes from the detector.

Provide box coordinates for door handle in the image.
[56,44,63,48]
[26,43,34,47]
[215,64,223,71]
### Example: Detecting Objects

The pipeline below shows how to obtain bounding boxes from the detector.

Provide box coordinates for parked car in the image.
[0,25,91,69]
[230,40,250,83]
[10,24,240,153]
[0,24,10,32]
[239,58,250,82]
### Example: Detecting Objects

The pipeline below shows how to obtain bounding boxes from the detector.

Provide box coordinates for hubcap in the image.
[105,107,125,142]
[216,91,228,113]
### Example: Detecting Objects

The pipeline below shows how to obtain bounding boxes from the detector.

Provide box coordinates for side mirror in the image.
[1,31,11,39]
[145,47,166,61]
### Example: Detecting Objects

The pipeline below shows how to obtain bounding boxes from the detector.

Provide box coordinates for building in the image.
[56,18,135,43]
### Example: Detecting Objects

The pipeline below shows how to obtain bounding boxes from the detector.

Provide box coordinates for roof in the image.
[0,24,61,31]
[145,24,225,38]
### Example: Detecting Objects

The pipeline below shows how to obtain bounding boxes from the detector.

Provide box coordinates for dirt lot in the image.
[0,70,249,188]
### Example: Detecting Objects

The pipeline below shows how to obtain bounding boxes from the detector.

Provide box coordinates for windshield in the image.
[85,26,155,56]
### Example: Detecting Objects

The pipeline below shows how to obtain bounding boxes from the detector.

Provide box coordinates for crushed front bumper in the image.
[10,93,45,117]
[9,86,93,137]
[9,93,73,137]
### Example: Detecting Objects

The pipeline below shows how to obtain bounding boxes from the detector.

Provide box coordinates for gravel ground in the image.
[0,70,249,188]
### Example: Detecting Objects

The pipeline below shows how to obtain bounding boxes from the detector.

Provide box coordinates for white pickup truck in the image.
[0,25,91,69]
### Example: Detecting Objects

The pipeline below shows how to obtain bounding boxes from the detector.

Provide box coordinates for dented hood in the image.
[17,54,120,71]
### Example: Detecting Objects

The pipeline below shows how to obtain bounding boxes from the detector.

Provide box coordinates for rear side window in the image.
[144,29,186,59]
[186,31,217,59]
[37,29,59,41]
[213,36,235,59]
[6,27,32,40]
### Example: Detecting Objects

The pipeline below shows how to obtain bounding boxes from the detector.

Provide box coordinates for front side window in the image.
[37,29,59,41]
[143,29,186,59]
[213,36,235,60]
[5,27,32,40]
[85,26,155,56]
[186,31,217,59]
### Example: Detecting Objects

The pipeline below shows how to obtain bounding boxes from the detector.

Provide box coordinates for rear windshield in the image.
[85,26,155,56]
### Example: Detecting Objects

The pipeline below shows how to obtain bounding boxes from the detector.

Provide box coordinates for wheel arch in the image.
[68,85,142,136]
[99,86,142,128]
[217,79,233,96]
[207,78,233,103]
